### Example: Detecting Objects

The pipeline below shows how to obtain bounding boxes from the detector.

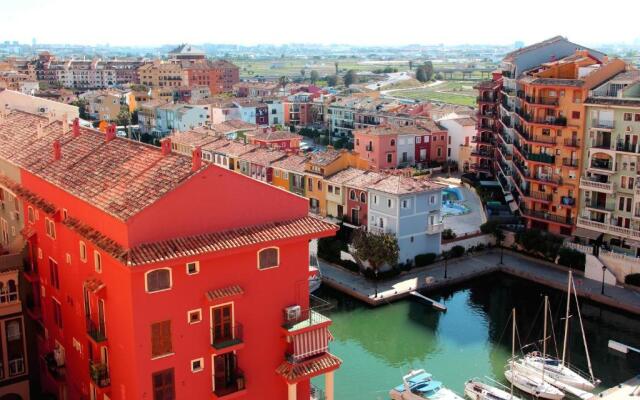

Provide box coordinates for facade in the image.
[576,71,640,256]
[367,176,445,263]
[438,116,477,172]
[80,90,126,122]
[0,90,78,119]
[138,61,184,91]
[353,126,398,170]
[0,111,341,400]
[271,155,308,197]
[244,128,302,150]
[411,122,448,167]
[155,104,211,135]
[472,78,501,178]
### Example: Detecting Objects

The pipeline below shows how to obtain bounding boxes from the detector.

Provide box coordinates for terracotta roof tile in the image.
[240,148,287,166]
[276,353,342,383]
[205,285,244,302]
[271,154,308,173]
[368,175,445,195]
[246,128,302,142]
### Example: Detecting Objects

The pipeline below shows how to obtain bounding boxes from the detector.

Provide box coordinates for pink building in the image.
[353,126,398,170]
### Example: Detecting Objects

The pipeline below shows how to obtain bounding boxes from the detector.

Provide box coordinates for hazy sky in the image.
[2,0,637,47]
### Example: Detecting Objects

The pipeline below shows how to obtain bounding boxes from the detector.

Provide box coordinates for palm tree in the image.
[278,76,289,92]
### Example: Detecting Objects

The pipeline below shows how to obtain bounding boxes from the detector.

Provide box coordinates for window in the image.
[430,195,436,205]
[307,178,313,192]
[188,309,202,324]
[360,193,366,203]
[390,139,395,146]
[415,137,422,144]
[335,187,341,196]
[350,190,356,201]
[45,217,56,239]
[328,185,333,193]
[571,111,580,119]
[79,242,87,262]
[49,258,59,289]
[635,114,640,122]
[186,261,199,275]
[191,358,204,373]
[152,368,175,400]
[387,153,392,163]
[258,247,279,270]
[317,181,322,191]
[146,269,172,293]
[624,113,632,121]
[373,195,378,205]
[53,298,63,329]
[28,206,35,224]
[151,321,173,358]
[387,199,393,208]
[402,199,409,209]
[94,251,102,273]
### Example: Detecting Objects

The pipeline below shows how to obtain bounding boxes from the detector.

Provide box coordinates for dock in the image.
[409,291,447,311]
[320,249,640,315]
[597,375,640,400]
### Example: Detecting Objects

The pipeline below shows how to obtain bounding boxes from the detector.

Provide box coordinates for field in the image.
[388,81,477,107]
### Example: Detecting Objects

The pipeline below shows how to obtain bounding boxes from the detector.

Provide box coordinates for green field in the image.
[391,81,477,107]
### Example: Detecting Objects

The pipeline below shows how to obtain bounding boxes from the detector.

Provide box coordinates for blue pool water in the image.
[442,187,464,202]
[442,187,469,216]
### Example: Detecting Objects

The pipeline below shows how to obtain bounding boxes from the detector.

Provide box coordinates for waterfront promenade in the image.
[319,249,640,314]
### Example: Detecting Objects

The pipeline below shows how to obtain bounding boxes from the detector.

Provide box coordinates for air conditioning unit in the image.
[284,305,301,322]
[38,106,49,114]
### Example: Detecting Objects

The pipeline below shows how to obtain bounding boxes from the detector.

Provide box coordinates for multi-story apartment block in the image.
[368,175,445,263]
[138,61,184,90]
[244,128,302,150]
[576,71,640,256]
[0,110,341,400]
[472,78,501,179]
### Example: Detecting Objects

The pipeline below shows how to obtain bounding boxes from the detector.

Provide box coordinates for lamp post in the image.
[444,252,449,279]
[374,269,379,298]
[601,265,606,295]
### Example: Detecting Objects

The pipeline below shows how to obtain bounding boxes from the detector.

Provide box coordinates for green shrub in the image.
[450,245,465,258]
[557,248,586,271]
[415,253,437,267]
[625,273,640,287]
[442,229,457,240]
[318,237,344,264]
[516,229,562,261]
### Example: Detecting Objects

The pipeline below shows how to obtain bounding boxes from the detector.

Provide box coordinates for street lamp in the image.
[601,266,606,295]
[374,269,379,298]
[444,252,449,279]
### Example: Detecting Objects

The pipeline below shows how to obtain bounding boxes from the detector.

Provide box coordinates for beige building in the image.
[137,61,183,90]
[0,90,78,120]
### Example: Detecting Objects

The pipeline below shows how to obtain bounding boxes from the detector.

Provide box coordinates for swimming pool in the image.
[442,187,464,202]
[442,201,470,216]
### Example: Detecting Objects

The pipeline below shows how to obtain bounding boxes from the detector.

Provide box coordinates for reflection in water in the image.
[314,273,640,400]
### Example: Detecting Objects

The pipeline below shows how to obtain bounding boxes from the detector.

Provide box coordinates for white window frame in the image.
[187,309,202,325]
[144,267,173,293]
[257,247,280,270]
[186,261,200,276]
[191,358,204,373]
[79,241,87,263]
[94,251,102,273]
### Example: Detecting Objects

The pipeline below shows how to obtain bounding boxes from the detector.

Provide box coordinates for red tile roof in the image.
[276,353,342,383]
[368,175,445,195]
[239,148,287,166]
[0,110,205,221]
[271,154,308,174]
[205,285,244,302]
[246,129,302,142]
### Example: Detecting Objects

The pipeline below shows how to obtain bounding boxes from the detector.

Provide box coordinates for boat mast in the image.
[561,271,572,366]
[511,308,515,399]
[542,295,548,382]
[570,277,596,383]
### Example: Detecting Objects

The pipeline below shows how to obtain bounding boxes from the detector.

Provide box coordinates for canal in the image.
[312,273,640,400]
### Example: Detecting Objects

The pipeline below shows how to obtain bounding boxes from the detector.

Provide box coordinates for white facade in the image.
[438,115,476,164]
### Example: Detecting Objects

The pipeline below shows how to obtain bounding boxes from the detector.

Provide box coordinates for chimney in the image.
[105,123,116,142]
[191,146,202,172]
[52,139,62,161]
[62,113,68,134]
[72,118,80,137]
[160,138,172,155]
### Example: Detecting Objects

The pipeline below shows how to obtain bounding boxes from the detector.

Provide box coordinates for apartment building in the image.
[576,71,640,256]
[0,111,341,400]
[138,61,184,90]
[438,116,477,172]
[367,175,445,263]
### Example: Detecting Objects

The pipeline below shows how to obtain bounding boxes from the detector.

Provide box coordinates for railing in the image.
[616,141,640,153]
[589,159,612,170]
[501,116,511,127]
[592,141,612,150]
[591,119,614,129]
[513,160,563,185]
[584,201,615,212]
[427,222,444,234]
[470,163,491,172]
[563,138,580,147]
[520,207,573,225]
[8,357,25,377]
[501,101,513,112]
[89,361,110,388]
[524,152,555,164]
[86,318,107,342]
[282,294,332,331]
[477,96,496,103]
[211,324,243,350]
[562,158,579,167]
[524,190,553,202]
[577,217,640,240]
[525,96,559,106]
[0,289,18,305]
[370,225,391,234]
[43,352,65,381]
[471,150,493,158]
[214,368,246,397]
[580,177,614,192]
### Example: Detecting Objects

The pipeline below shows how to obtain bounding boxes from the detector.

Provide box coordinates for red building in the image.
[338,170,385,227]
[413,121,448,166]
[0,111,341,400]
[182,60,240,95]
[245,128,303,150]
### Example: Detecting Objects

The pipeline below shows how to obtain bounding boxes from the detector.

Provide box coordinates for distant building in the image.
[438,115,477,172]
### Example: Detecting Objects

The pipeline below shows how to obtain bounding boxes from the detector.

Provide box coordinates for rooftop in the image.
[271,154,308,173]
[239,147,287,166]
[368,175,445,195]
[308,148,344,167]
[246,128,302,142]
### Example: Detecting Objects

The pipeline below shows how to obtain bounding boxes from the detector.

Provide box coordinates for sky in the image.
[1,0,638,47]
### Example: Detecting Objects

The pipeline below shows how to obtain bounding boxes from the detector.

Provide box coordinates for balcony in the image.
[370,225,391,234]
[589,158,613,171]
[520,207,574,226]
[561,196,576,206]
[563,138,580,148]
[86,318,107,343]
[211,324,244,351]
[470,163,491,173]
[584,201,614,212]
[502,71,513,79]
[471,149,493,159]
[562,158,579,168]
[591,119,614,130]
[579,177,615,193]
[524,152,555,165]
[616,141,640,154]
[213,368,246,399]
[577,217,640,240]
[523,189,553,203]
[477,95,496,103]
[524,95,559,106]
[43,352,65,381]
[516,127,557,145]
[501,101,513,113]
[26,294,42,321]
[426,222,444,234]
[501,116,511,127]
[283,295,332,333]
[89,361,110,388]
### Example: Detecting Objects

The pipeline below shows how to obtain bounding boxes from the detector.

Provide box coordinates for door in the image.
[212,305,233,343]
[100,346,108,368]
[214,353,236,392]
[337,205,343,218]
[98,299,106,338]
[351,209,359,225]
[420,149,427,161]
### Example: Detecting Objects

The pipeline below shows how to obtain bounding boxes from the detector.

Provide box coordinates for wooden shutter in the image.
[151,321,172,357]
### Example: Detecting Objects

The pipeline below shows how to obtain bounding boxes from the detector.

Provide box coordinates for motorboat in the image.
[464,378,522,400]
[309,253,322,293]
[390,370,464,400]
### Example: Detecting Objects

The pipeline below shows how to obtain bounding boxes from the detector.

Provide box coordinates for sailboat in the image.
[464,377,522,400]
[518,271,599,392]
[504,303,565,400]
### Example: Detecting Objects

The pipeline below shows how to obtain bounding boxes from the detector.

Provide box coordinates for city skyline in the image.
[3,0,639,47]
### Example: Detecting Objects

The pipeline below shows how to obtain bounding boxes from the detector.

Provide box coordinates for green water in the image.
[313,273,640,400]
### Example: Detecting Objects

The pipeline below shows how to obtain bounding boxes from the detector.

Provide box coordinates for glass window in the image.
[152,368,175,399]
[258,248,279,270]
[146,269,172,293]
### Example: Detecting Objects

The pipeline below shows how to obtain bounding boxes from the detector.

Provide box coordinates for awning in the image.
[574,227,601,240]
[205,285,244,302]
[292,327,332,362]
[276,352,342,383]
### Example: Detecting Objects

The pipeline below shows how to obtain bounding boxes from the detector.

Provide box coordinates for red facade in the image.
[1,112,340,400]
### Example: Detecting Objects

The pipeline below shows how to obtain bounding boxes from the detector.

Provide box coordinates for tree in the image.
[326,75,338,87]
[71,99,89,120]
[300,69,306,79]
[423,61,434,81]
[116,105,131,128]
[480,220,505,245]
[352,229,399,271]
[343,70,358,87]
[416,67,427,83]
[334,62,339,74]
[310,70,319,84]
[278,75,289,90]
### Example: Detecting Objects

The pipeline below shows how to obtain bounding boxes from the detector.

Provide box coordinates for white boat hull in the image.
[522,356,596,391]
[505,367,564,400]
[464,379,522,400]
[391,386,464,400]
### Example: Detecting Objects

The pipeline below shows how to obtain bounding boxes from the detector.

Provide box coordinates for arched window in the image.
[360,193,367,203]
[349,190,356,201]
[146,269,172,293]
[258,247,279,270]
[390,139,396,146]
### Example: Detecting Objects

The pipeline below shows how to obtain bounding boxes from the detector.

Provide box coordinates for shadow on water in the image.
[314,272,640,400]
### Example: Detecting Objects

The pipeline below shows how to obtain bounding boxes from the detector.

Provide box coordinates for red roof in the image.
[276,353,342,383]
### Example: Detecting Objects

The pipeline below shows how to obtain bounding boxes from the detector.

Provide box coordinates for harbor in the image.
[311,273,640,400]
